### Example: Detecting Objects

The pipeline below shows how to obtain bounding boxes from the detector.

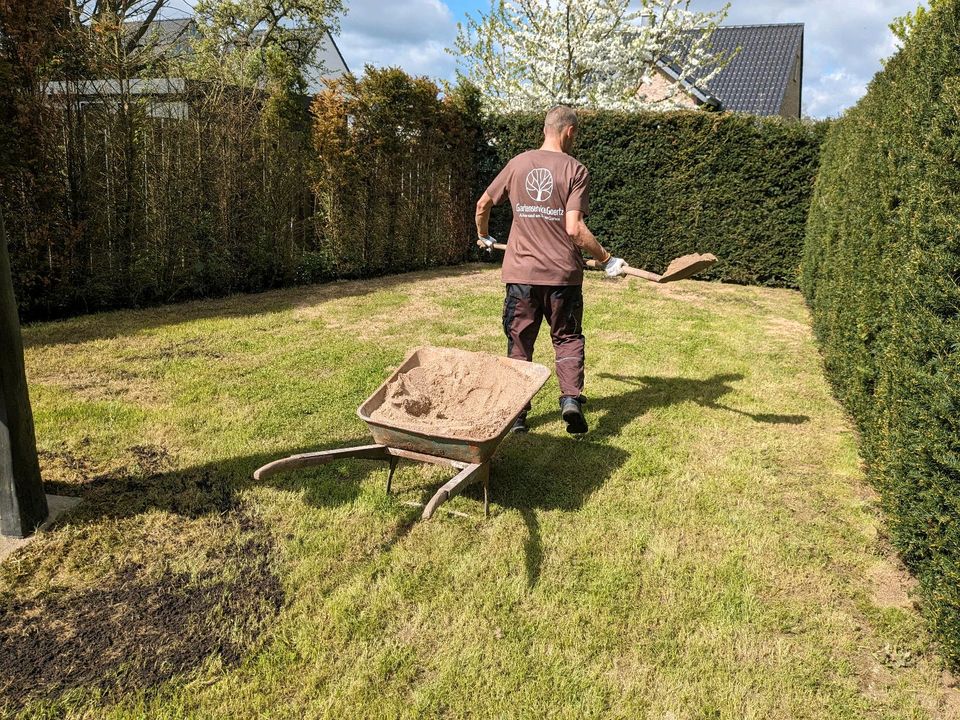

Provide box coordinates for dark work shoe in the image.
[560,396,588,434]
[510,411,529,433]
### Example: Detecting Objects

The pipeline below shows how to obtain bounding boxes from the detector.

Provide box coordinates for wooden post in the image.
[0,210,47,537]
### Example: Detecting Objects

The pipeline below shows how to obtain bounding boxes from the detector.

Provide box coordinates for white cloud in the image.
[804,70,866,118]
[331,0,921,116]
[336,0,458,78]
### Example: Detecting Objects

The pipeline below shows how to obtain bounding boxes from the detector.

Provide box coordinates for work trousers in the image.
[502,283,585,399]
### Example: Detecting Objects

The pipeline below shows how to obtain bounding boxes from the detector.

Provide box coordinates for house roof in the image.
[678,23,804,116]
[123,17,196,55]
[125,16,350,91]
[140,17,196,45]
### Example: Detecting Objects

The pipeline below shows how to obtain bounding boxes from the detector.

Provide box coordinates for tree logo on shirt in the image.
[525,168,554,202]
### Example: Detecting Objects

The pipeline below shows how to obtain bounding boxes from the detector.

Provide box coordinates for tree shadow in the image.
[40,436,431,558]
[22,264,488,348]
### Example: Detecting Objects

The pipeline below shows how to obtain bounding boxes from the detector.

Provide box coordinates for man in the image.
[475,105,624,435]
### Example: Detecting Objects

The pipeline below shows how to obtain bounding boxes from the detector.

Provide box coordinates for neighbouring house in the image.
[131,16,352,93]
[45,17,351,118]
[643,23,804,119]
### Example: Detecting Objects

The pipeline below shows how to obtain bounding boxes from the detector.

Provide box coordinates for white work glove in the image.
[603,256,626,278]
[477,235,496,252]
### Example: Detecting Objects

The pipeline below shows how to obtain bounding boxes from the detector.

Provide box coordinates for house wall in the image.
[636,69,699,109]
[779,50,802,119]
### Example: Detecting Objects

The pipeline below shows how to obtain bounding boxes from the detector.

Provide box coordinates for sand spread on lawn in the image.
[370,348,531,438]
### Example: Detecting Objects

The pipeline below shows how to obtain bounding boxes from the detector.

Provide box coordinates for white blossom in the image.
[451,0,732,112]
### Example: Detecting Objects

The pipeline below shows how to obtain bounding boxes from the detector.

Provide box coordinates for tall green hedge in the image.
[483,111,826,286]
[802,1,960,666]
[3,33,825,320]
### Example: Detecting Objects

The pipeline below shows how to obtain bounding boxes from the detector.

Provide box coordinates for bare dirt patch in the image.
[0,509,282,712]
[34,366,164,406]
[868,559,917,611]
[39,442,173,495]
[127,337,227,362]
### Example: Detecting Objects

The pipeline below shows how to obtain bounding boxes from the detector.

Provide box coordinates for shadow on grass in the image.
[6,369,811,702]
[22,264,488,347]
[45,437,424,544]
[499,372,808,588]
[2,436,429,711]
[594,373,809,426]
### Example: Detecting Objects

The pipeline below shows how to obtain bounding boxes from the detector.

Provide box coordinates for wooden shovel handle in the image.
[584,259,661,283]
[477,239,509,251]
[478,240,663,283]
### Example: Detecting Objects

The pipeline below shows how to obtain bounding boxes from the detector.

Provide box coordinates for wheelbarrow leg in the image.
[422,462,490,520]
[386,456,399,495]
[483,474,490,518]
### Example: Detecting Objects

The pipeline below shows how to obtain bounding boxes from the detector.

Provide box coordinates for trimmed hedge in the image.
[4,38,825,320]
[311,69,479,278]
[802,2,960,666]
[483,111,827,286]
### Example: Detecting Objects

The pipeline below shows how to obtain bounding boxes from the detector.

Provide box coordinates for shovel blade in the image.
[659,253,717,283]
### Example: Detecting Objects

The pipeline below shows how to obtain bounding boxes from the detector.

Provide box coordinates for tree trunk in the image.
[0,210,47,538]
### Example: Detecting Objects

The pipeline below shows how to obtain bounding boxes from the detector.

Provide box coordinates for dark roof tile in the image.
[677,24,804,116]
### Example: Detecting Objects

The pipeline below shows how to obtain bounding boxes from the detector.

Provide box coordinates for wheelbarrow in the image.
[253,347,551,520]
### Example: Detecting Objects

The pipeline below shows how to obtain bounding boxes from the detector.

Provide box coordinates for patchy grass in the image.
[3,264,958,718]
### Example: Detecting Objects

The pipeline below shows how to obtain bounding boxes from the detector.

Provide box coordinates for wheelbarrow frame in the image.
[253,347,550,520]
[253,444,490,519]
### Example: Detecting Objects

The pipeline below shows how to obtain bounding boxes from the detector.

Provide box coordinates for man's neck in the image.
[539,139,566,153]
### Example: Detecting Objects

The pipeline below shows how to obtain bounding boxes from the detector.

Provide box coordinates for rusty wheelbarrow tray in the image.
[253,347,551,520]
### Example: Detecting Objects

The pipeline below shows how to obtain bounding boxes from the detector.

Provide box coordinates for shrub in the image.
[482,111,826,286]
[311,69,480,278]
[802,0,960,666]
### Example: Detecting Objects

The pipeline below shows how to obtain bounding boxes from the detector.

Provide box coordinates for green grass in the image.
[3,265,957,719]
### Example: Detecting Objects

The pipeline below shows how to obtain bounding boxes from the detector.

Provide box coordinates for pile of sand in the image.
[370,349,531,438]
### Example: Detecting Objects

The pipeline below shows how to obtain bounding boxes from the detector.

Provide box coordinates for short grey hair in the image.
[544,105,578,134]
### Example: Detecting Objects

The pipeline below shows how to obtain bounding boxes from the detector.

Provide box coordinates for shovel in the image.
[477,241,717,284]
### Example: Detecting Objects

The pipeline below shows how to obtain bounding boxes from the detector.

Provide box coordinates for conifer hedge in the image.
[3,33,825,320]
[483,111,826,286]
[801,1,960,665]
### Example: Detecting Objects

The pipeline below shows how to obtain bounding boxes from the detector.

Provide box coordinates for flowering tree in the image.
[452,0,732,111]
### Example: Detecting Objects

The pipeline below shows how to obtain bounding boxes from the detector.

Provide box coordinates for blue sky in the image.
[166,0,924,118]
[333,0,922,118]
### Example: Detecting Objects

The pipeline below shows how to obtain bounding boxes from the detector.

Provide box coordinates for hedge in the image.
[3,18,824,321]
[482,111,827,287]
[801,1,960,666]
[310,69,480,278]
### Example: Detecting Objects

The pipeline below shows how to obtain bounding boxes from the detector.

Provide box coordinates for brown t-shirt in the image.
[485,149,589,286]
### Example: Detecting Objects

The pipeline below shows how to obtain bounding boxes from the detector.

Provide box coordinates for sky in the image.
[164,0,924,118]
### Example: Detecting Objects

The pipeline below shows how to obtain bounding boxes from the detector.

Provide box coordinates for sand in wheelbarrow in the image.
[370,348,530,438]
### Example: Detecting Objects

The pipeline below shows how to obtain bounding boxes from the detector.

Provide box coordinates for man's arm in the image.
[565,211,610,262]
[475,192,494,239]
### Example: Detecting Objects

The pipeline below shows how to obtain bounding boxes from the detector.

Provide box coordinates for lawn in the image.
[2,264,957,719]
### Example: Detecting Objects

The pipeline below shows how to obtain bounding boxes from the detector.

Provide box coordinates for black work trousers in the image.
[502,283,585,399]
